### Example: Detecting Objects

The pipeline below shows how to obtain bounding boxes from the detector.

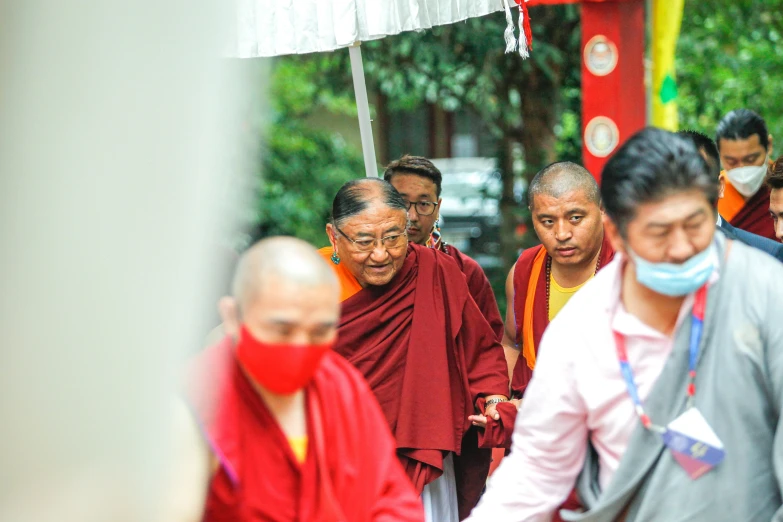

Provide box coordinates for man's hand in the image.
[468,395,508,428]
[483,400,502,421]
[468,413,489,428]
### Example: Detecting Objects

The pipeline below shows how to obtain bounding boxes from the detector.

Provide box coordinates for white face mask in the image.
[725,157,768,198]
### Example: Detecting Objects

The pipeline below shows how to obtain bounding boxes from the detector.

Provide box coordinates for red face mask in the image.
[236,325,331,395]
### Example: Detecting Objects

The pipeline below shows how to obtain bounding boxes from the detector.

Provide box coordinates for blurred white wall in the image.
[0,1,259,520]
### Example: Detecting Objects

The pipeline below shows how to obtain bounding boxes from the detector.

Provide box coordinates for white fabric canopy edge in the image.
[233,0,504,58]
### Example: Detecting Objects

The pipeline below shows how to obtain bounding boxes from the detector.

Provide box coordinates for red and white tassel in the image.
[517,1,529,58]
[502,0,517,54]
[522,0,533,53]
[502,0,533,59]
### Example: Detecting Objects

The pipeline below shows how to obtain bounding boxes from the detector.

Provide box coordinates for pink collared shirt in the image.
[467,253,719,522]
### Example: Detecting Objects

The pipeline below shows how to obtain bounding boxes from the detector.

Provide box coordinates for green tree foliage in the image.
[254,60,364,247]
[256,6,581,313]
[254,6,581,317]
[678,0,783,139]
[255,0,783,268]
[312,5,581,159]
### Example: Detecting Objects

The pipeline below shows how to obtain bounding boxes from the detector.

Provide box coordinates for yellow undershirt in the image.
[548,273,592,321]
[288,435,308,464]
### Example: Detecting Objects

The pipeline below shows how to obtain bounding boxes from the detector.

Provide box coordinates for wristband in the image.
[485,397,508,406]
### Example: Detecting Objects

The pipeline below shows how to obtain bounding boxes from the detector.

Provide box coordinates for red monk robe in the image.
[718,178,776,240]
[476,240,616,456]
[187,336,424,522]
[501,235,614,521]
[511,234,615,397]
[438,243,504,341]
[330,243,510,520]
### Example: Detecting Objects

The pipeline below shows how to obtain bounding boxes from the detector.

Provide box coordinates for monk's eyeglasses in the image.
[334,224,408,253]
[403,200,438,216]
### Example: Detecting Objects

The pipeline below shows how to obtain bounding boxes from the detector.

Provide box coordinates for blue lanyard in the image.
[612,284,708,432]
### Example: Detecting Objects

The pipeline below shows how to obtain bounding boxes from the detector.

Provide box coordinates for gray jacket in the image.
[564,235,783,522]
[719,215,783,262]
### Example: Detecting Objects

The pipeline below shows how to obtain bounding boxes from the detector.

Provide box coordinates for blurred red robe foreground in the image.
[187,337,425,522]
[329,244,510,519]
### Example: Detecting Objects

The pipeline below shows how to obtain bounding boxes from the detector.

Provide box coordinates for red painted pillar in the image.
[581,0,646,181]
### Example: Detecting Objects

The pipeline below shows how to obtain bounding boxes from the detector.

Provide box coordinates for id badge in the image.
[662,408,725,480]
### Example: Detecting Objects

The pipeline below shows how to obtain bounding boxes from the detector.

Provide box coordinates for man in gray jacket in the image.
[467,128,783,522]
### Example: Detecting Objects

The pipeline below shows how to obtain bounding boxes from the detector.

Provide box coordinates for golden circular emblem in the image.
[584,116,620,158]
[584,35,618,77]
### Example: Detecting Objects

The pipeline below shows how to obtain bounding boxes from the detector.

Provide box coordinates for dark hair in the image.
[331,178,407,227]
[678,130,720,178]
[716,109,769,150]
[383,155,443,197]
[767,156,783,190]
[601,127,719,235]
[527,161,600,208]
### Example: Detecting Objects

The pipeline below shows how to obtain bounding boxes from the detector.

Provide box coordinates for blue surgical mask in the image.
[627,244,716,297]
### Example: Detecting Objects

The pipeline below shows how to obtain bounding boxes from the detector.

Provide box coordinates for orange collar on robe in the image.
[317,247,363,302]
[511,234,615,398]
[718,175,776,240]
[185,337,425,522]
[718,176,746,222]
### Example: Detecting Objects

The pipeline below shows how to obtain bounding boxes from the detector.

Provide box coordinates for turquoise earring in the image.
[330,251,340,265]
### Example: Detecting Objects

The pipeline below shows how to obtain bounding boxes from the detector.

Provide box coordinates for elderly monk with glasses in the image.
[317,178,512,522]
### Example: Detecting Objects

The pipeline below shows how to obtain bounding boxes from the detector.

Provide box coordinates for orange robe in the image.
[317,247,362,302]
[718,176,776,240]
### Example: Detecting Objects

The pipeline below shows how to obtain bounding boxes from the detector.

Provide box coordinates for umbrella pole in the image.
[348,43,378,178]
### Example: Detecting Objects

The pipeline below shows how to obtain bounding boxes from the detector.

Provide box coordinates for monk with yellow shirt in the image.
[548,276,590,320]
[499,162,613,520]
[503,162,614,398]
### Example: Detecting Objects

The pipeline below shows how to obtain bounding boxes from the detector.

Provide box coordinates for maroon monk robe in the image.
[497,235,615,522]
[511,234,615,398]
[186,337,424,522]
[730,185,776,240]
[333,243,510,519]
[439,243,505,341]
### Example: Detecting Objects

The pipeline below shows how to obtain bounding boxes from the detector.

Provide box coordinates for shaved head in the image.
[527,161,601,209]
[528,161,605,270]
[232,236,338,314]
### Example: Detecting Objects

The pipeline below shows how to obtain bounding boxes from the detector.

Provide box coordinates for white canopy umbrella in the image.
[234,0,531,177]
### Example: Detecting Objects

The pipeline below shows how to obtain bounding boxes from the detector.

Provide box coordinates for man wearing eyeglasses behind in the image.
[317,178,512,522]
[383,155,504,342]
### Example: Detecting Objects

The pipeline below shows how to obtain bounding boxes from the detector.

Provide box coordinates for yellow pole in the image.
[651,0,685,131]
